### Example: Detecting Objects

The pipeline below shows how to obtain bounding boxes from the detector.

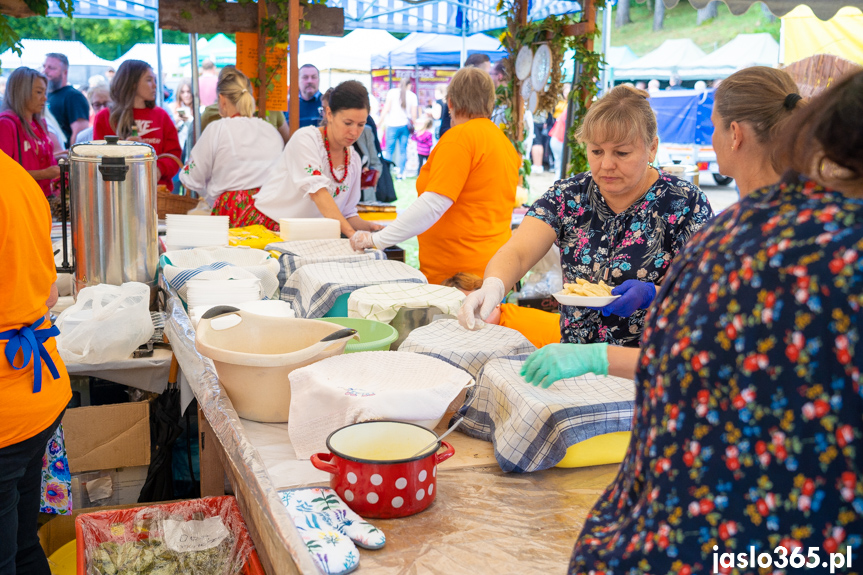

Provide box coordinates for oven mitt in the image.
[279,487,385,575]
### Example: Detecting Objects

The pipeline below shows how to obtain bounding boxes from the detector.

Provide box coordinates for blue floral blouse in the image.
[569,172,863,574]
[526,170,713,346]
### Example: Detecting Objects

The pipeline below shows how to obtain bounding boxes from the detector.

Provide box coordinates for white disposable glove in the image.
[350,230,376,251]
[457,277,506,331]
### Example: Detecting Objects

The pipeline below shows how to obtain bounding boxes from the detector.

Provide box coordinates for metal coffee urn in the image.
[60,136,159,296]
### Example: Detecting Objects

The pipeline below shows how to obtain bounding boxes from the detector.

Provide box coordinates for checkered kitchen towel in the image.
[267,239,387,279]
[281,260,427,318]
[459,354,635,473]
[348,283,465,324]
[160,246,280,302]
[398,319,536,379]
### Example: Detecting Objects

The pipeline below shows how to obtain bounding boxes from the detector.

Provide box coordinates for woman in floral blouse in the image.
[564,70,863,573]
[459,85,713,346]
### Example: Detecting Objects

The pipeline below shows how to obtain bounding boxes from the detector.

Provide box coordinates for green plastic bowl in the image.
[317,317,399,353]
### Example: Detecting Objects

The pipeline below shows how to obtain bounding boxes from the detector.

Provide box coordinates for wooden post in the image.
[288,0,300,137]
[257,0,268,115]
[514,0,527,140]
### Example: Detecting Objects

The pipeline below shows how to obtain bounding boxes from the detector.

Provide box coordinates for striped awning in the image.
[328,0,582,34]
[47,0,157,21]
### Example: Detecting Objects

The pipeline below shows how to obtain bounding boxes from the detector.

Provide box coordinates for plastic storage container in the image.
[318,317,399,353]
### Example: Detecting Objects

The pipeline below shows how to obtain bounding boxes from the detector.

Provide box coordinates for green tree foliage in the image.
[2,16,225,60]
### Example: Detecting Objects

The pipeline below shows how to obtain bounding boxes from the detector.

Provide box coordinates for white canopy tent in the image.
[613,38,707,81]
[680,33,779,80]
[0,39,114,85]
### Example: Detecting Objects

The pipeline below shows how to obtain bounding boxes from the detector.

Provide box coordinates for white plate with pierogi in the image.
[553,278,620,307]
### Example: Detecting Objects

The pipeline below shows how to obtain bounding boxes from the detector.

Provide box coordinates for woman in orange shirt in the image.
[350,67,522,284]
[0,150,71,575]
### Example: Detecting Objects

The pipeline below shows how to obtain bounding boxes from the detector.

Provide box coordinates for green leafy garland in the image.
[565,0,605,176]
[1,0,74,56]
[496,0,605,180]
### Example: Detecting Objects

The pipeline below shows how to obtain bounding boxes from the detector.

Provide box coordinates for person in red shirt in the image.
[0,67,60,197]
[92,60,182,190]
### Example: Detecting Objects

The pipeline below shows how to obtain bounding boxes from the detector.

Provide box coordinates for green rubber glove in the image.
[520,343,609,388]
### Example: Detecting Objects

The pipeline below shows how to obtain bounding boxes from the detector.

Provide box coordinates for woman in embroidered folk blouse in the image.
[459,84,713,347]
[254,80,383,236]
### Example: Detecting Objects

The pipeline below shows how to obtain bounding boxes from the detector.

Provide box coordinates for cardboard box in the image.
[62,402,151,473]
[70,465,150,508]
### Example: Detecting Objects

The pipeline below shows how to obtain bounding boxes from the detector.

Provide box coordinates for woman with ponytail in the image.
[180,68,284,221]
[92,60,182,190]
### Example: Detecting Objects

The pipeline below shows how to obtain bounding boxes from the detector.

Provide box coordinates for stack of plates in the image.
[185,278,263,310]
[279,218,340,241]
[165,215,229,250]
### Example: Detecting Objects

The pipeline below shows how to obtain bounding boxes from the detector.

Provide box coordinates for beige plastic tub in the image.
[195,309,353,422]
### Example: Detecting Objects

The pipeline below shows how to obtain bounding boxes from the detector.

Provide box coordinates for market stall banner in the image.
[371,68,456,112]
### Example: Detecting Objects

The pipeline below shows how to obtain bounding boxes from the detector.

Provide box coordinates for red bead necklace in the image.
[322,127,349,184]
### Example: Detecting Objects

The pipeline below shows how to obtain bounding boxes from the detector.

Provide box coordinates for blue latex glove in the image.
[520,343,609,388]
[593,280,656,317]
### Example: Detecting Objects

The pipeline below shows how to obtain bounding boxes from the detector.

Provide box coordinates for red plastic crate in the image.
[75,496,264,575]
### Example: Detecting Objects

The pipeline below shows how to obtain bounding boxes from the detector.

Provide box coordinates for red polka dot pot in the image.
[310,420,455,519]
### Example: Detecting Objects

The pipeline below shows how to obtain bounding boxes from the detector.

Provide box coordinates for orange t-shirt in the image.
[0,150,71,449]
[499,304,561,349]
[416,118,521,284]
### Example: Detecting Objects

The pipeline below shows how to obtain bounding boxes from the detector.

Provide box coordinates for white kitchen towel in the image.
[460,355,635,473]
[161,246,280,301]
[347,283,465,324]
[288,351,472,459]
[267,239,387,278]
[399,319,536,379]
[281,260,426,318]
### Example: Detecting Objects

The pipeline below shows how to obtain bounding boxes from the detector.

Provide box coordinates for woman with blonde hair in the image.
[0,67,60,196]
[180,68,284,220]
[351,67,522,284]
[458,84,713,349]
[566,69,863,575]
[93,59,182,190]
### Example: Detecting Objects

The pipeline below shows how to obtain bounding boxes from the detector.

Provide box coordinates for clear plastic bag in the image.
[55,282,155,364]
[76,496,259,575]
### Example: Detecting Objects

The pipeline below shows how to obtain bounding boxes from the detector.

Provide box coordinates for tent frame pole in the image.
[190,33,202,143]
[600,4,612,95]
[155,7,164,107]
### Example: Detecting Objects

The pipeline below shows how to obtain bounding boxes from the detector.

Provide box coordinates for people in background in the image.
[105,67,115,83]
[566,69,863,575]
[410,116,433,171]
[379,77,418,180]
[197,59,218,107]
[181,68,284,222]
[351,67,521,284]
[438,52,492,139]
[285,64,323,129]
[73,84,111,145]
[548,104,567,179]
[93,60,182,191]
[254,80,384,235]
[647,78,661,93]
[458,85,713,345]
[42,53,89,148]
[200,67,290,144]
[0,67,60,197]
[666,72,684,90]
[169,78,195,152]
[326,88,383,204]
[0,148,71,575]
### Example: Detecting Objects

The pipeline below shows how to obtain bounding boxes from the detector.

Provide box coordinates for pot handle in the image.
[434,440,455,465]
[311,452,339,474]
